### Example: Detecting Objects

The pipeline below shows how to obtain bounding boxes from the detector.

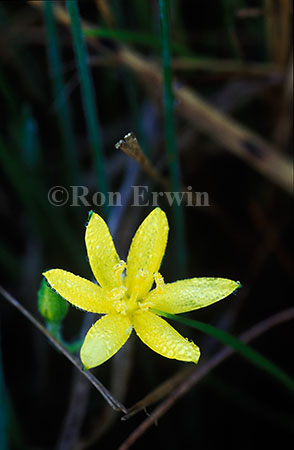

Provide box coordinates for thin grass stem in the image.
[44,1,80,185]
[66,0,109,217]
[158,0,187,276]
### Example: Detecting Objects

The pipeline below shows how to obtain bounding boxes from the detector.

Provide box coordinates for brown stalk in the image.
[118,308,294,450]
[115,132,170,191]
[118,47,293,195]
[265,0,292,67]
[0,285,127,413]
[94,0,115,27]
[116,132,212,209]
[28,1,293,195]
[272,54,293,150]
[171,58,280,77]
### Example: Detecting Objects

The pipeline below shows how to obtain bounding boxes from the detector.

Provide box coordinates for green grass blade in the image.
[66,0,109,217]
[0,138,45,234]
[0,138,86,273]
[158,0,187,276]
[152,309,294,392]
[19,105,39,170]
[43,1,79,185]
[83,27,194,57]
[84,27,162,48]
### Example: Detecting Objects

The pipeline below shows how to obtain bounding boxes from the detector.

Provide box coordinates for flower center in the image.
[109,269,166,315]
[107,286,127,313]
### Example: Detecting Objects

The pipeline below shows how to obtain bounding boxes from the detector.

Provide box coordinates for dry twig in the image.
[28,1,293,194]
[0,285,127,413]
[118,308,294,450]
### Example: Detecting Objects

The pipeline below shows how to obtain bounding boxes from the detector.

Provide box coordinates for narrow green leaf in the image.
[19,105,39,170]
[0,138,86,273]
[67,0,109,217]
[152,309,294,392]
[83,27,194,57]
[44,1,80,185]
[84,27,162,48]
[158,0,187,277]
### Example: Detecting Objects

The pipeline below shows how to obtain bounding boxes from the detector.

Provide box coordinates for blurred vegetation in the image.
[0,1,293,449]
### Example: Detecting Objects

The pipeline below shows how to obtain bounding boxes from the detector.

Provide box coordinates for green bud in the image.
[38,278,69,323]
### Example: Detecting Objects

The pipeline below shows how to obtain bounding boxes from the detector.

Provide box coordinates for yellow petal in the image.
[85,212,121,290]
[126,208,169,299]
[133,310,200,363]
[43,269,115,314]
[146,277,241,314]
[81,314,132,369]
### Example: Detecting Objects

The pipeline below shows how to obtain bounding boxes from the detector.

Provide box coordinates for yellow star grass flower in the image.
[43,208,240,369]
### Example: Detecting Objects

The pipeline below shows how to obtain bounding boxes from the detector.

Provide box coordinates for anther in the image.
[154,272,165,294]
[113,260,127,282]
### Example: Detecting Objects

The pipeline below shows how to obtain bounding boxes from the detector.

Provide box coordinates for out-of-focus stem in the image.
[158,0,187,276]
[66,0,109,217]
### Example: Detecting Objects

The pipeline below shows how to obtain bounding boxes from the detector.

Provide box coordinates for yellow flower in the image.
[43,208,240,369]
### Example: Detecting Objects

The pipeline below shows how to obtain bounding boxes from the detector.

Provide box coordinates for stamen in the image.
[138,300,152,311]
[154,272,165,294]
[113,260,127,282]
[138,272,165,312]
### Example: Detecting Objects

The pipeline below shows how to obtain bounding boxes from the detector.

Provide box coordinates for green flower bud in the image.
[38,278,69,323]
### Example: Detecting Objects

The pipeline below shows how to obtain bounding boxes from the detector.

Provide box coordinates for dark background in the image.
[0,1,293,449]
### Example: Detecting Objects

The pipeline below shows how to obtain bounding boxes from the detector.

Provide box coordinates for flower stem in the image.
[0,285,126,412]
[46,321,82,354]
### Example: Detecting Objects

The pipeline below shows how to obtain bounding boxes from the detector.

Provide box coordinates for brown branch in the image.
[272,54,293,150]
[118,308,294,450]
[0,285,127,413]
[171,58,281,77]
[56,370,91,450]
[118,47,293,195]
[121,365,193,421]
[265,0,292,67]
[76,339,134,450]
[27,0,293,194]
[115,132,170,190]
[115,132,211,209]
[55,313,94,450]
[94,0,115,28]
